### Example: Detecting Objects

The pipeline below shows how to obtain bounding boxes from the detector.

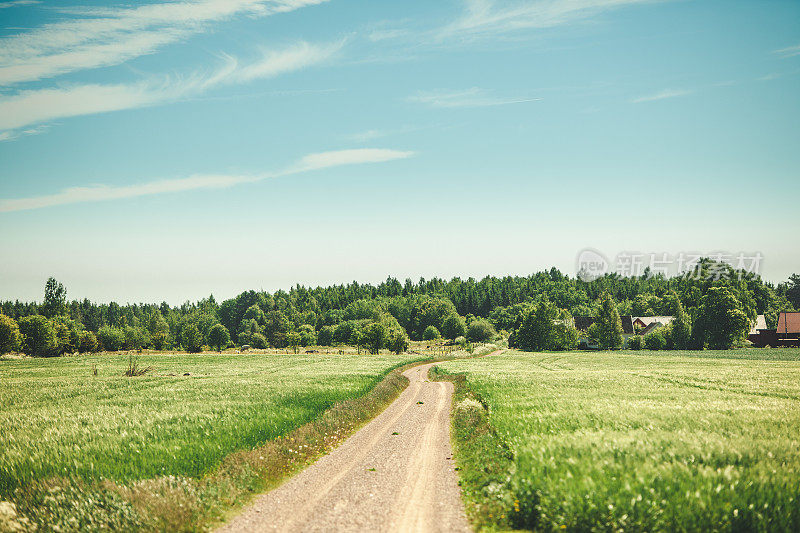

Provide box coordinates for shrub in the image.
[123,326,150,351]
[206,324,230,352]
[0,314,21,354]
[78,330,99,353]
[97,326,125,351]
[18,315,58,356]
[627,335,643,350]
[422,325,441,341]
[467,319,496,343]
[644,329,667,350]
[441,313,467,339]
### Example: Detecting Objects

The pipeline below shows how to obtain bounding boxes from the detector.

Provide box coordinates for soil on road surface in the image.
[217,362,471,533]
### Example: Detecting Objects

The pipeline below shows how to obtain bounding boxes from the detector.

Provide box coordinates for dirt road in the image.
[217,361,471,533]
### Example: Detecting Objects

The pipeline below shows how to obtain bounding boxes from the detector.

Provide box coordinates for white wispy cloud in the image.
[0,0,40,8]
[0,148,414,213]
[408,87,541,108]
[774,44,800,58]
[439,0,656,40]
[632,88,692,103]
[0,0,328,85]
[0,40,342,137]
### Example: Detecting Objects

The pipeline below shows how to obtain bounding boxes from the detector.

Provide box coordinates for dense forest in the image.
[1,259,798,356]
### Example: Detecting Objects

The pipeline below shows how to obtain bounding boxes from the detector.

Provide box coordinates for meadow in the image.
[438,349,800,532]
[0,350,423,530]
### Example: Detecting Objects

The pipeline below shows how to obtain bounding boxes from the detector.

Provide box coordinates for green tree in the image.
[694,286,751,349]
[441,313,467,339]
[18,315,58,356]
[297,324,317,347]
[78,330,99,353]
[670,295,692,349]
[466,319,496,343]
[596,292,623,349]
[123,326,150,351]
[786,274,800,310]
[317,325,335,346]
[42,277,67,318]
[0,314,21,354]
[387,328,409,354]
[181,324,204,353]
[207,324,230,352]
[286,331,301,354]
[362,322,388,354]
[513,302,577,351]
[422,325,441,341]
[97,326,125,351]
[147,311,170,350]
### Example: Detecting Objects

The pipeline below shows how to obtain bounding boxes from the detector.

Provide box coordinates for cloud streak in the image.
[439,0,656,40]
[0,149,414,213]
[408,87,541,108]
[0,0,328,85]
[632,88,691,103]
[0,40,343,137]
[774,44,800,58]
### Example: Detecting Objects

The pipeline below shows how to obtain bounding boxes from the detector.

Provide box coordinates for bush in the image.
[644,329,667,350]
[317,325,334,346]
[206,324,230,352]
[78,330,98,353]
[627,335,643,350]
[422,325,441,341]
[123,326,150,351]
[97,326,125,351]
[441,313,467,339]
[0,314,21,354]
[18,315,58,356]
[467,319,496,343]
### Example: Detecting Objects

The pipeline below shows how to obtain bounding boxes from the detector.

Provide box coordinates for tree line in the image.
[1,261,797,356]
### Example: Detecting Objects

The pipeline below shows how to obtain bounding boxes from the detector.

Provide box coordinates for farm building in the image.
[749,312,800,347]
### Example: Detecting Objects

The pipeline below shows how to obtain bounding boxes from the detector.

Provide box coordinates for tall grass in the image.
[439,349,800,531]
[0,352,422,527]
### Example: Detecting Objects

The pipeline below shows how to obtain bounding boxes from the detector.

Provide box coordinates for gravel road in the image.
[217,361,471,533]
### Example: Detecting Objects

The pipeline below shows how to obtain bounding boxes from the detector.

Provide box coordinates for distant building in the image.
[749,312,799,347]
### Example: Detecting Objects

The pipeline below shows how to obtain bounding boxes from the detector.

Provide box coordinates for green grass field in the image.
[0,352,421,500]
[439,349,800,532]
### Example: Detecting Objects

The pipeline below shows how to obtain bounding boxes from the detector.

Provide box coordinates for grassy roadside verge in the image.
[429,365,518,531]
[2,356,428,533]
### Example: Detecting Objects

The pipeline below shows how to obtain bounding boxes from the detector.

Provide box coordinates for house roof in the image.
[777,312,800,335]
[749,314,767,335]
[573,315,634,334]
[633,316,674,327]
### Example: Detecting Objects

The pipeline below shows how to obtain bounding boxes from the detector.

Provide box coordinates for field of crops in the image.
[439,349,800,531]
[0,351,421,499]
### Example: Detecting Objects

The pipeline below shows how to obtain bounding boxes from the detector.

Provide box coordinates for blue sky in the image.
[0,0,798,303]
